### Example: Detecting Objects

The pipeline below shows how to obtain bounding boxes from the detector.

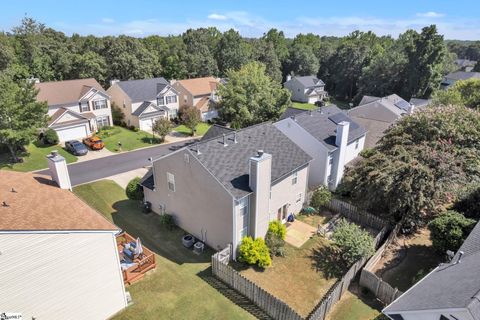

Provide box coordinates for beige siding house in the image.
[107,78,179,131]
[0,169,128,320]
[35,78,112,141]
[140,123,311,257]
[172,76,220,121]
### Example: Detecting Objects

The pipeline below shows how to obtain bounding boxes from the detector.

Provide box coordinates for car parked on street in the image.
[83,136,105,150]
[65,140,88,156]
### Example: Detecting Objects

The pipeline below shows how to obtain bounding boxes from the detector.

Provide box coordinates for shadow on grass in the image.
[197,267,273,320]
[111,199,212,265]
[310,245,348,279]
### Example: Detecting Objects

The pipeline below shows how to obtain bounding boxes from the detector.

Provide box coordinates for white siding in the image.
[0,232,127,320]
[345,135,365,164]
[284,78,308,103]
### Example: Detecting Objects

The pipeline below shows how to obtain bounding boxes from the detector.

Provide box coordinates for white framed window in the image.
[166,95,177,104]
[123,99,126,108]
[292,171,298,185]
[96,116,110,128]
[157,96,165,105]
[79,102,89,112]
[355,139,359,149]
[93,99,108,110]
[167,172,175,192]
[296,192,303,203]
[240,226,248,240]
[328,156,334,165]
[238,197,248,217]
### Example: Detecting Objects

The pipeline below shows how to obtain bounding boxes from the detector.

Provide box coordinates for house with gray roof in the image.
[107,78,179,131]
[441,71,480,89]
[284,75,328,104]
[140,123,311,257]
[383,220,480,320]
[455,59,477,72]
[275,105,366,189]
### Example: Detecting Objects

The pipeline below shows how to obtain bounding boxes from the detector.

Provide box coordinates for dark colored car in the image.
[65,140,88,156]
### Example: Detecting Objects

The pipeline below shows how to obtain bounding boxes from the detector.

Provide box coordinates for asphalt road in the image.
[38,139,197,186]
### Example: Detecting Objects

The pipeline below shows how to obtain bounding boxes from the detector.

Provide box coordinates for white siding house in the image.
[284,75,328,104]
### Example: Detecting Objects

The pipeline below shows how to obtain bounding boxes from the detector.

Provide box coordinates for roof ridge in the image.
[36,78,96,84]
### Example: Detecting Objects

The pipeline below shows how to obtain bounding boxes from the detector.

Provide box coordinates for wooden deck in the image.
[116,232,156,285]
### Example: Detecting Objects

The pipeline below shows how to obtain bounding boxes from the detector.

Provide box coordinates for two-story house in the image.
[275,105,366,190]
[35,78,113,141]
[172,76,220,121]
[284,75,328,104]
[107,77,179,131]
[140,123,311,257]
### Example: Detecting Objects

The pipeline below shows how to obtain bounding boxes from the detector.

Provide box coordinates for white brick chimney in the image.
[249,150,272,238]
[47,150,72,191]
[332,121,350,190]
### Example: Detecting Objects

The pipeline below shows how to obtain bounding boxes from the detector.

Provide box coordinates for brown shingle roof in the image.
[177,77,219,96]
[35,78,107,106]
[0,171,117,231]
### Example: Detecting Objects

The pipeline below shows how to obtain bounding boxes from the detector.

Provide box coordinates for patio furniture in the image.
[116,232,156,285]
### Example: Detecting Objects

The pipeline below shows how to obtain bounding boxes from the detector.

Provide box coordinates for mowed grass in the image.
[73,180,254,320]
[326,290,382,320]
[292,102,317,110]
[98,126,162,152]
[0,141,77,172]
[234,236,338,317]
[174,123,211,136]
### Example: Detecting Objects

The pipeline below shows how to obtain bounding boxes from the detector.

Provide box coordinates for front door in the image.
[277,204,288,222]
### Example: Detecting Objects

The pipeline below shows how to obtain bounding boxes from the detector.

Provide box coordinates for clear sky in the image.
[1,0,479,40]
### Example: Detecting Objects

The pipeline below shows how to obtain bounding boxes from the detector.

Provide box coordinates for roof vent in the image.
[2,201,8,207]
[11,188,16,193]
[223,134,228,147]
[309,110,313,116]
[257,150,264,157]
[455,251,465,264]
[233,132,238,144]
[196,145,201,155]
[51,150,59,157]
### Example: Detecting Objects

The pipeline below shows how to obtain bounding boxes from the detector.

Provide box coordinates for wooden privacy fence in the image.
[212,247,303,320]
[325,198,387,231]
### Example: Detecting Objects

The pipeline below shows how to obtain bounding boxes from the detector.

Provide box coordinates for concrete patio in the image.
[285,220,318,248]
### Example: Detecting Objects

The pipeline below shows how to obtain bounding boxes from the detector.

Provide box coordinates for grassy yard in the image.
[292,102,317,110]
[0,141,77,172]
[296,208,336,228]
[326,287,382,320]
[73,180,254,320]
[98,126,163,152]
[234,236,338,317]
[174,123,211,136]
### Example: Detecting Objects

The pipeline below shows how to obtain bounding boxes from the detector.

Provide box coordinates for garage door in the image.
[139,117,160,132]
[55,124,88,141]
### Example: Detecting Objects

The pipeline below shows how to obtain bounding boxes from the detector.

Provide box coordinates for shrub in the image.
[428,210,475,254]
[238,236,272,268]
[152,118,173,142]
[126,177,144,201]
[332,218,375,266]
[265,232,286,257]
[43,128,59,145]
[159,213,176,230]
[454,184,480,219]
[360,148,376,158]
[267,220,286,240]
[310,186,332,211]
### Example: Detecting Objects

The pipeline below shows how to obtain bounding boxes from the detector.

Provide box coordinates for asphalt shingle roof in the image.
[294,75,325,88]
[201,124,234,141]
[288,105,367,151]
[444,71,480,81]
[279,107,311,120]
[131,101,166,117]
[116,78,170,102]
[384,221,480,318]
[187,123,311,199]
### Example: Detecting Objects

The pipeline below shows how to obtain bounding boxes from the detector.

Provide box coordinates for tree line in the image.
[0,17,455,102]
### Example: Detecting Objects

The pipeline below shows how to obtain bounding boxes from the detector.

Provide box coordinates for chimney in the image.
[286,74,292,82]
[408,104,415,115]
[249,150,272,238]
[331,121,350,190]
[223,134,228,147]
[109,79,120,87]
[46,150,72,191]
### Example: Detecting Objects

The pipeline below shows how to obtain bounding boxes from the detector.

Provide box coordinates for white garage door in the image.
[139,117,160,132]
[55,124,88,141]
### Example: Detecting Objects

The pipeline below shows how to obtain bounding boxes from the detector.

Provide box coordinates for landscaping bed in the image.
[97,126,163,152]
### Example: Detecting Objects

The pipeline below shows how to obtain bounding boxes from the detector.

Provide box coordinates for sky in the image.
[1,0,480,40]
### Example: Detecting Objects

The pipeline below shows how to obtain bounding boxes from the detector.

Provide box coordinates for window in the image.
[238,197,248,217]
[167,172,175,192]
[296,193,303,203]
[238,197,249,240]
[328,156,333,165]
[123,99,126,108]
[292,171,298,185]
[166,95,177,104]
[157,96,165,105]
[240,227,248,240]
[79,102,89,112]
[96,116,110,128]
[93,99,108,110]
[355,139,359,149]
[327,174,332,183]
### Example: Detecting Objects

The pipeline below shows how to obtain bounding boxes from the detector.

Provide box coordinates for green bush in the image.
[332,218,375,266]
[454,184,480,219]
[428,210,475,254]
[360,148,376,158]
[310,186,332,211]
[43,128,59,145]
[126,177,144,201]
[238,236,272,268]
[159,214,176,230]
[265,232,286,257]
[267,220,286,240]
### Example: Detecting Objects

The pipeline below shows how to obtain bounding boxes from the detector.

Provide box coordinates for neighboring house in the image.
[107,78,179,131]
[172,76,220,121]
[0,156,127,319]
[284,75,327,104]
[441,71,480,89]
[348,94,420,149]
[274,105,366,190]
[35,78,113,141]
[140,123,311,257]
[455,58,477,72]
[383,220,480,320]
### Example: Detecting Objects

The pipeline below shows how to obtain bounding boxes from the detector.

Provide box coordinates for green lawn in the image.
[174,123,211,136]
[326,289,382,320]
[292,102,317,110]
[73,180,254,320]
[98,126,163,152]
[0,141,77,172]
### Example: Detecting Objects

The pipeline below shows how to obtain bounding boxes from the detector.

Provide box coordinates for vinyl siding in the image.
[0,232,127,320]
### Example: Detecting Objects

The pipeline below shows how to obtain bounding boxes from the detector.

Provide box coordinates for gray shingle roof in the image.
[201,124,234,141]
[131,101,166,117]
[139,168,155,190]
[294,76,325,88]
[444,71,480,81]
[279,107,310,120]
[290,105,367,151]
[188,123,312,199]
[116,78,171,102]
[384,221,480,317]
